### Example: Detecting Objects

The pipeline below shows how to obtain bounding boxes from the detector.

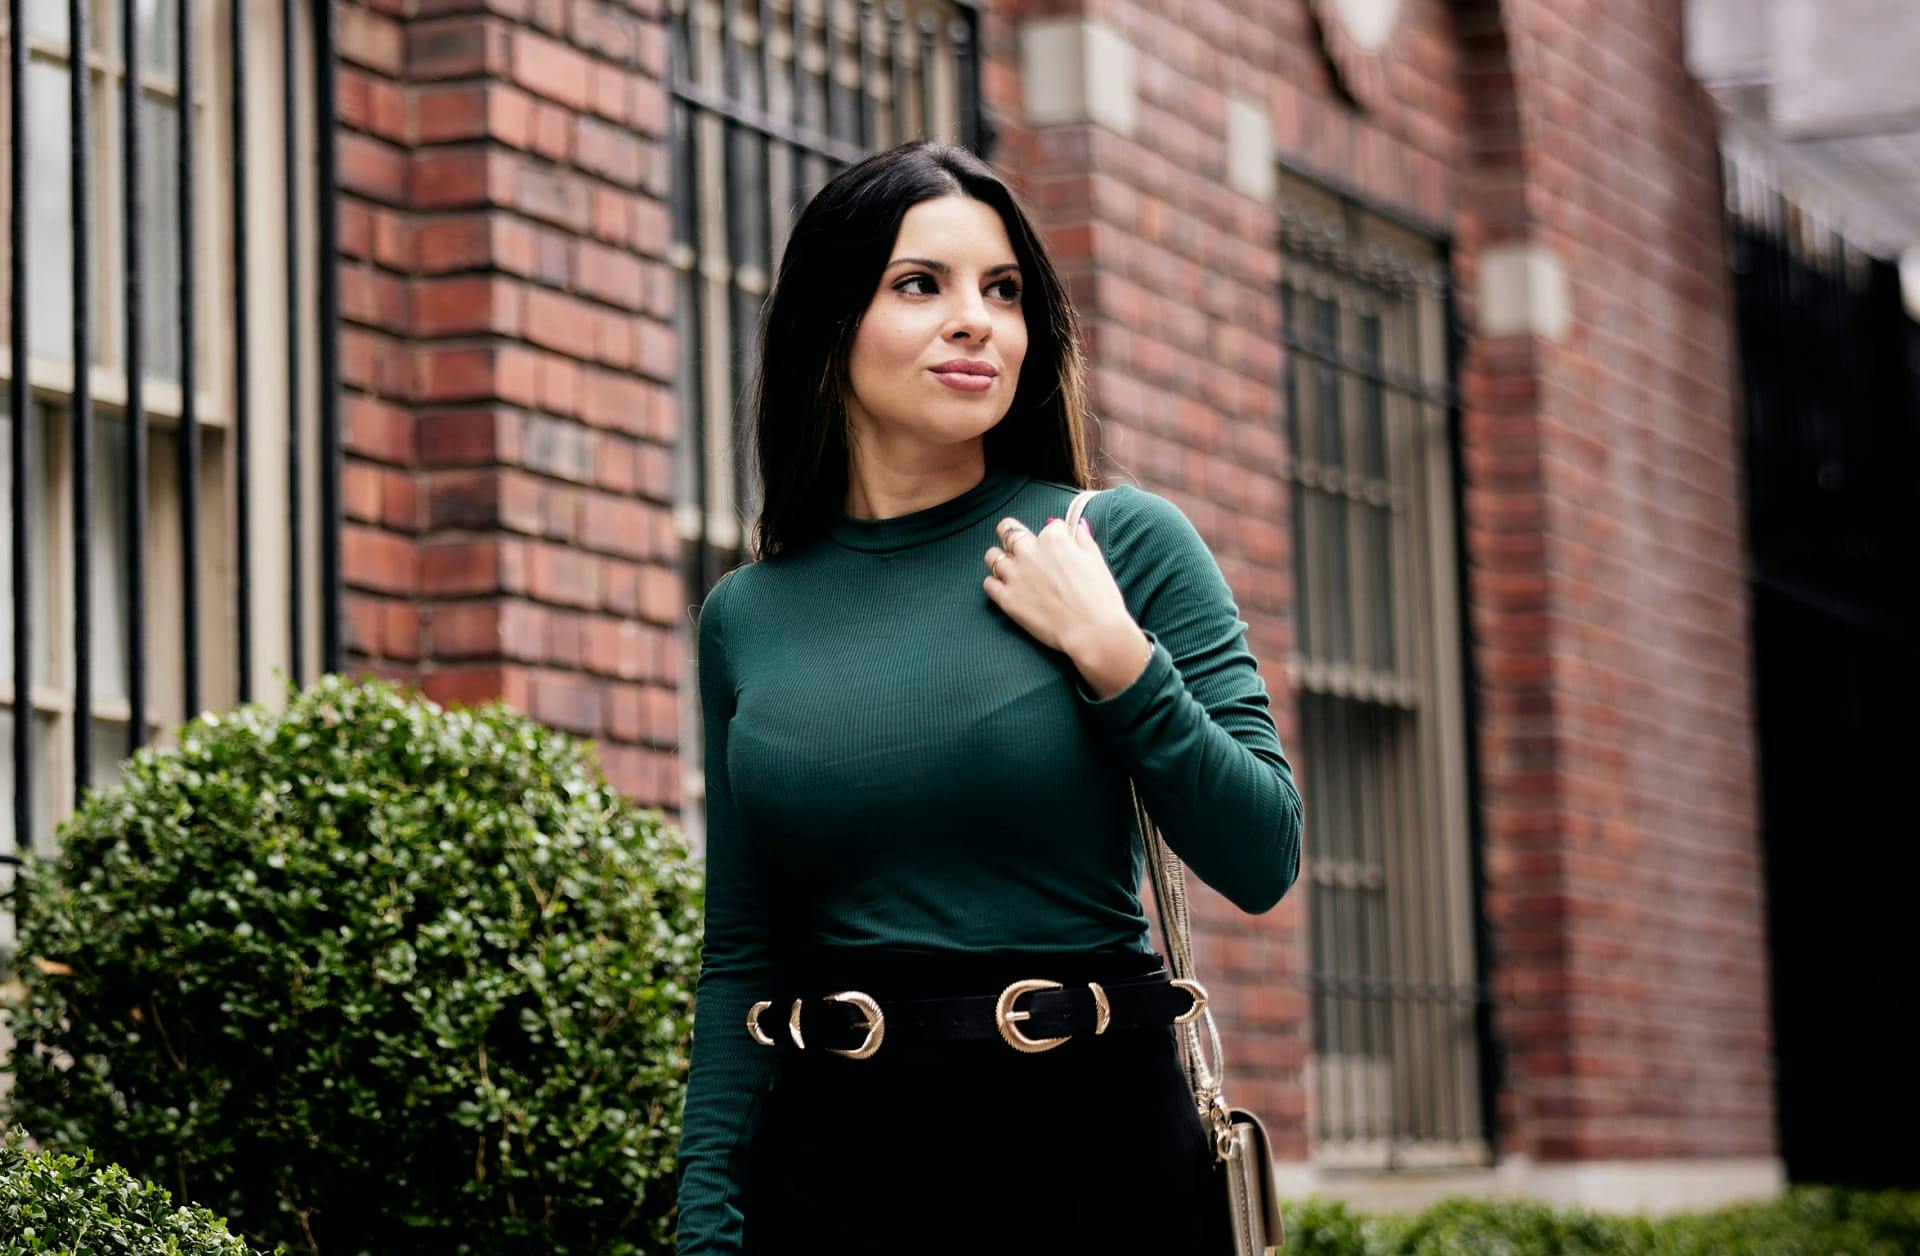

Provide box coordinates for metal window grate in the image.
[1277,169,1490,1169]
[667,0,987,853]
[2,0,338,903]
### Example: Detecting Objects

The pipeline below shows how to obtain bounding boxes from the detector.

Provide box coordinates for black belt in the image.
[744,968,1209,1058]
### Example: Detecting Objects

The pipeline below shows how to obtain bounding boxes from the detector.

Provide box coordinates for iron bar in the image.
[230,0,250,700]
[178,0,200,719]
[122,0,147,753]
[314,0,340,674]
[70,0,95,800]
[283,0,303,686]
[8,0,31,852]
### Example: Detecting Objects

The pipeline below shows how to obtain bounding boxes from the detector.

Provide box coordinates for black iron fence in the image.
[3,0,339,886]
[1725,149,1920,1188]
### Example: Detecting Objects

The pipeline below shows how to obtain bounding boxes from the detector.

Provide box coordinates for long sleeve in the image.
[1072,484,1305,915]
[673,568,784,1255]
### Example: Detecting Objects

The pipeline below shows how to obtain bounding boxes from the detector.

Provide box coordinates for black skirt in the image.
[739,945,1237,1255]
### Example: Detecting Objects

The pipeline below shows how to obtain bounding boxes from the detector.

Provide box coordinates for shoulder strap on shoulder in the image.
[1063,486,1103,532]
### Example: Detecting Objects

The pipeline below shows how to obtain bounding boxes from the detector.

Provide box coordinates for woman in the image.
[672,138,1304,1255]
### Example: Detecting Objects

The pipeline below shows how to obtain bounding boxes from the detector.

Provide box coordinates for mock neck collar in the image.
[827,467,1028,553]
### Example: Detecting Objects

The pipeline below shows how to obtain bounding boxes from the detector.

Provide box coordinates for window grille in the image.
[1278,167,1490,1168]
[2,0,336,925]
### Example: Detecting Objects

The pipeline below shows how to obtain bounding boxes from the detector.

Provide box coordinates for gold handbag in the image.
[1064,486,1287,1255]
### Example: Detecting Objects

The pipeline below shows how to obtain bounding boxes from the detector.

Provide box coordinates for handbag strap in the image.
[1064,486,1235,1148]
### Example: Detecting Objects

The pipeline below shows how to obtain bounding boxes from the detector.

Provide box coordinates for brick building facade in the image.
[2,0,1784,1213]
[317,0,1777,1209]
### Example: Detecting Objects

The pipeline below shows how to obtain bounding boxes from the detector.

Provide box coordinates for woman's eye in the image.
[895,275,1022,299]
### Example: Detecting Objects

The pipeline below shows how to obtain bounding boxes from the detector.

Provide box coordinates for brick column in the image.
[1451,0,1776,1169]
[334,0,686,811]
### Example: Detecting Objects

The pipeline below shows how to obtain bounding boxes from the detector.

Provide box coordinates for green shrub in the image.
[1279,1186,1920,1255]
[1,674,705,1254]
[1656,1185,1920,1255]
[0,1129,265,1254]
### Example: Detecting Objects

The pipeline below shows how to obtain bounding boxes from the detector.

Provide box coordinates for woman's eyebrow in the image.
[887,257,1022,277]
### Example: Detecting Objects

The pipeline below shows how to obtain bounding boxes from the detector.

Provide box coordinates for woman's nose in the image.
[949,295,991,336]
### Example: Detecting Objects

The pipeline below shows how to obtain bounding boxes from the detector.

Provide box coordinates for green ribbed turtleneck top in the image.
[672,468,1304,1253]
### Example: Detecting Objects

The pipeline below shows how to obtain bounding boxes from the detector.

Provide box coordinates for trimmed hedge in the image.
[1,674,705,1254]
[0,1130,264,1254]
[1281,1187,1920,1255]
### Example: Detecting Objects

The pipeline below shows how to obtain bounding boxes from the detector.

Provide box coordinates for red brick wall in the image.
[984,0,1774,1166]
[335,0,685,810]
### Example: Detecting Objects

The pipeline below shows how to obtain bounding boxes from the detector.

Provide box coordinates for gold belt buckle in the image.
[822,991,885,1059]
[996,977,1111,1052]
[746,992,885,1059]
[995,974,1187,1051]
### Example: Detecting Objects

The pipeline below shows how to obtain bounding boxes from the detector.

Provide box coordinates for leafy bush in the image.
[1,674,705,1254]
[1280,1186,1920,1255]
[0,1129,264,1254]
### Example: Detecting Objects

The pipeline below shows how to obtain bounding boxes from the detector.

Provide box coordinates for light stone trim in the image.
[1226,96,1275,202]
[1019,18,1136,137]
[1475,241,1573,342]
[1271,1156,1787,1216]
[1334,0,1403,52]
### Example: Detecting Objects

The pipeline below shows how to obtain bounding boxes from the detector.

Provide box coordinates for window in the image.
[2,0,326,927]
[1278,169,1487,1168]
[667,0,987,855]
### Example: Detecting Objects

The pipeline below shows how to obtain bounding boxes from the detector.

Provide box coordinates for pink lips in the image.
[930,360,997,392]
[932,370,993,392]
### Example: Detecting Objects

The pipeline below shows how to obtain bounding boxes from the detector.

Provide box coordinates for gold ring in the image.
[1001,525,1030,555]
[990,554,1007,580]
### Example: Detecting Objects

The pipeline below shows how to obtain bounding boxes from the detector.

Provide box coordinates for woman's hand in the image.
[983,514,1154,699]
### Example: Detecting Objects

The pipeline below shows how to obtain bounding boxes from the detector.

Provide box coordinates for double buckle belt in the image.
[745,971,1208,1059]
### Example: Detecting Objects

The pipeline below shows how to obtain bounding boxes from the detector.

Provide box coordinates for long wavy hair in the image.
[741,139,1096,560]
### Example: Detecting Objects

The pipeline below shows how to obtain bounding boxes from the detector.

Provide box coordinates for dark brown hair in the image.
[741,139,1095,560]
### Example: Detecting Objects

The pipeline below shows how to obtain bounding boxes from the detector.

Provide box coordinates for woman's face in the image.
[843,194,1029,458]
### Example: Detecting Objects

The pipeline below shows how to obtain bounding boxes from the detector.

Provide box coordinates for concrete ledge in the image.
[1270,1156,1788,1216]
